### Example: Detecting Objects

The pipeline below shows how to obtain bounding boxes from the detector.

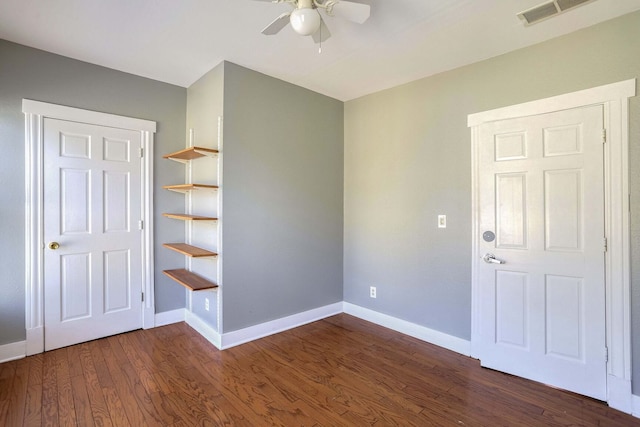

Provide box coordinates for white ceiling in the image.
[1,0,639,101]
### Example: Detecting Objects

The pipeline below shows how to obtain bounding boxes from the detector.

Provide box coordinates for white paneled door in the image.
[477,105,606,400]
[43,118,143,351]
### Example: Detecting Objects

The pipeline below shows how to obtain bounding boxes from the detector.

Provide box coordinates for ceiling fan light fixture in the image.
[290,8,321,36]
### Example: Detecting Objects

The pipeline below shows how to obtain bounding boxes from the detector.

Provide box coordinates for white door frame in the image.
[468,79,636,412]
[23,99,156,355]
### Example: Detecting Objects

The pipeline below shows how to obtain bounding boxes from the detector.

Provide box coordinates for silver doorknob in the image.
[483,253,505,264]
[48,242,60,250]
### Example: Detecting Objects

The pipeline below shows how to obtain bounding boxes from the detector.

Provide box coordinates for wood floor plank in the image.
[87,340,115,388]
[4,358,28,427]
[66,345,86,380]
[0,362,16,402]
[22,385,42,427]
[77,343,114,427]
[54,348,78,426]
[2,314,639,426]
[41,352,59,427]
[70,373,95,427]
[25,353,43,386]
[0,399,9,427]
[101,385,132,427]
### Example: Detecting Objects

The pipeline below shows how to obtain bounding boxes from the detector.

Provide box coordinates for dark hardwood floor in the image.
[0,314,637,426]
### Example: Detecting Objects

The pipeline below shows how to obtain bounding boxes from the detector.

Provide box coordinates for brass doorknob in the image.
[48,242,60,250]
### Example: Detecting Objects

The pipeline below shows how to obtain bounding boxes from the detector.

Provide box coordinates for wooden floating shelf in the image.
[163,184,218,193]
[163,269,218,291]
[163,243,218,258]
[163,213,218,221]
[164,146,219,163]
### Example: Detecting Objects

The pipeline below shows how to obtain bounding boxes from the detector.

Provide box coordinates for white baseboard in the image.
[0,340,26,363]
[343,302,471,356]
[632,394,640,418]
[155,308,186,327]
[220,302,343,350]
[185,310,222,349]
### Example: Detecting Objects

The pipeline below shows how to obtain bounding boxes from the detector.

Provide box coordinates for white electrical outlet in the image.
[370,286,377,298]
[438,215,447,228]
[205,298,210,311]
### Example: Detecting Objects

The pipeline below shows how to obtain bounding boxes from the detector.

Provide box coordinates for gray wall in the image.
[344,11,640,390]
[0,40,187,345]
[222,62,344,332]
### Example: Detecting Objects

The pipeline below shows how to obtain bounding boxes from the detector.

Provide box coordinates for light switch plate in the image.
[438,215,447,228]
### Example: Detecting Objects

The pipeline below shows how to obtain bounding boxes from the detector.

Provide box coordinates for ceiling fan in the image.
[254,0,371,43]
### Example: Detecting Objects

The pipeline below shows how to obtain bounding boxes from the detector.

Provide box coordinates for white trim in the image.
[24,110,43,356]
[22,99,156,132]
[609,374,633,413]
[216,116,224,339]
[23,100,156,354]
[468,79,636,411]
[0,341,26,363]
[141,128,156,329]
[25,327,43,357]
[155,309,186,327]
[220,302,343,350]
[343,302,471,356]
[632,394,640,419]
[186,310,222,349]
[470,124,481,359]
[467,80,636,127]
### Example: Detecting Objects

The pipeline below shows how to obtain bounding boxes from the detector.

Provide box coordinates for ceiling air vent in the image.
[517,0,596,26]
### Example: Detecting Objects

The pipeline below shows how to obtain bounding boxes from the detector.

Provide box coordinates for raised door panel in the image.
[60,253,92,321]
[545,275,585,361]
[103,137,131,163]
[61,168,91,234]
[495,173,528,249]
[495,271,529,349]
[60,132,91,159]
[104,171,131,233]
[104,249,131,313]
[545,169,583,252]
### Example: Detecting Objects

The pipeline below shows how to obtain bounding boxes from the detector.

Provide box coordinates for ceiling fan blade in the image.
[261,12,292,35]
[312,16,331,44]
[330,1,370,24]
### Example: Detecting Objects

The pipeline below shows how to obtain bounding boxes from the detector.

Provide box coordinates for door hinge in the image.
[602,129,607,144]
[603,237,608,252]
[139,147,144,158]
[605,346,609,363]
[138,220,144,230]
[141,292,145,302]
